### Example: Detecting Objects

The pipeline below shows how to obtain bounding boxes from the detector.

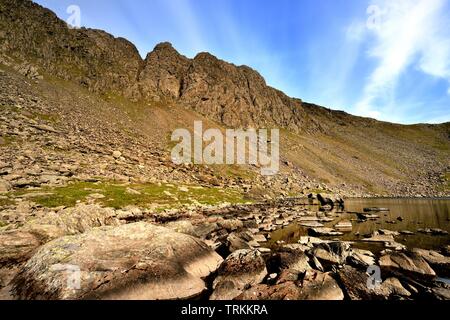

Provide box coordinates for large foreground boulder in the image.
[10,222,223,300]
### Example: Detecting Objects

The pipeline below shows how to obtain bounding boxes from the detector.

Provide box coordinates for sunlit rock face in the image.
[11,222,223,300]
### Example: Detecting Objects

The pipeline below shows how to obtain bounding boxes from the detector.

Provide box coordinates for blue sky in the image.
[35,0,450,124]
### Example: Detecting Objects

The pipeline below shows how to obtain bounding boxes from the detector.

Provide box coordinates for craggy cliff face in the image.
[0,0,319,132]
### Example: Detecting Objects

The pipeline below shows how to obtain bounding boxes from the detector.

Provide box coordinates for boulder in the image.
[316,194,344,208]
[357,213,379,220]
[0,230,41,266]
[361,233,406,250]
[218,219,244,232]
[298,270,344,300]
[379,229,400,236]
[338,265,410,300]
[347,248,376,269]
[411,248,450,277]
[298,236,329,247]
[418,228,449,236]
[442,245,450,257]
[112,151,122,159]
[379,251,436,279]
[11,222,223,300]
[0,204,122,267]
[310,241,351,267]
[0,179,11,194]
[25,204,120,236]
[236,282,301,300]
[165,220,197,236]
[227,231,254,252]
[210,249,267,300]
[267,247,311,275]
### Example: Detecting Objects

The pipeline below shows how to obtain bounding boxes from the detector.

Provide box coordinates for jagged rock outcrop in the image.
[137,42,190,101]
[0,0,319,133]
[0,0,142,95]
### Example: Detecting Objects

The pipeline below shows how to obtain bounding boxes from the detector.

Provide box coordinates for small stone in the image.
[112,151,122,159]
[125,187,141,195]
[0,179,11,194]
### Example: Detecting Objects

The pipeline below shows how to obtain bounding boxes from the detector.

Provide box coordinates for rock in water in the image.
[335,220,352,231]
[210,249,267,300]
[363,207,389,212]
[11,222,223,300]
[316,194,344,208]
[308,227,343,237]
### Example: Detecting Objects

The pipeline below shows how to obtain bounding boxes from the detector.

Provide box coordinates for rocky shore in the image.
[1,195,448,300]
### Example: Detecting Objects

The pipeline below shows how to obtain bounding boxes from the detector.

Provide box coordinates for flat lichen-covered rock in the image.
[10,222,223,300]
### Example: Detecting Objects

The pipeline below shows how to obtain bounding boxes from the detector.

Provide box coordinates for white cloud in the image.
[355,0,450,121]
[164,0,208,54]
[346,21,367,42]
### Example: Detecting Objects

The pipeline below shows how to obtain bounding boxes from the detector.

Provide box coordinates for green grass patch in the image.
[13,181,247,209]
[306,188,330,194]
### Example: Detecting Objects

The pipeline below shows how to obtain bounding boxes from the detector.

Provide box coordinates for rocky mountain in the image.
[0,0,449,198]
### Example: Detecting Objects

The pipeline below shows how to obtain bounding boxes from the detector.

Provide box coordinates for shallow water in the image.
[268,198,450,252]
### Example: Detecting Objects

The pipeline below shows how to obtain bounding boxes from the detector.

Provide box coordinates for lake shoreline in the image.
[0,195,449,300]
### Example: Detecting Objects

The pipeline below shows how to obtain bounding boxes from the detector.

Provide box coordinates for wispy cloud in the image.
[163,0,208,55]
[355,0,450,121]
